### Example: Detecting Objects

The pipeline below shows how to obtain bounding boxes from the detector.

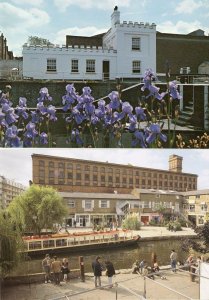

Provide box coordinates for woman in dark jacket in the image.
[105,260,115,288]
[92,256,103,288]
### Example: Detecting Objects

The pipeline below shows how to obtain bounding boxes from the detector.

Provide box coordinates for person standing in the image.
[61,258,70,282]
[105,260,115,288]
[170,249,177,272]
[51,256,62,285]
[92,256,103,288]
[42,254,51,283]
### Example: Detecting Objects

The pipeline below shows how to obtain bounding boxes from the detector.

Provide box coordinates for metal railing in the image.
[48,266,201,300]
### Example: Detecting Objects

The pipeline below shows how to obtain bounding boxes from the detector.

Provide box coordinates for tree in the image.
[122,213,141,230]
[0,211,24,277]
[27,36,54,46]
[8,185,68,237]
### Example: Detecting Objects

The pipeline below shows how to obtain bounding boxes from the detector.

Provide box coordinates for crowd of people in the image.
[41,249,203,288]
[42,254,70,285]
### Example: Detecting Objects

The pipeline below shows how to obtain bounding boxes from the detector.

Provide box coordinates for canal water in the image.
[12,238,189,276]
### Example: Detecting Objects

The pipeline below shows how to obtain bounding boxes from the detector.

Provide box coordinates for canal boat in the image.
[22,230,140,257]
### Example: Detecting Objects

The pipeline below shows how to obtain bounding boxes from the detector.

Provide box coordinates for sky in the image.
[1,0,209,56]
[0,148,209,190]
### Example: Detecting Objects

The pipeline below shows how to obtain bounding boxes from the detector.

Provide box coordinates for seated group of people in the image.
[132,260,166,280]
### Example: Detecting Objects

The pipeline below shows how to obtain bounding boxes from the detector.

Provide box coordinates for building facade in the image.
[32,154,197,194]
[0,33,13,60]
[59,189,183,228]
[183,190,209,227]
[22,7,156,80]
[0,175,26,209]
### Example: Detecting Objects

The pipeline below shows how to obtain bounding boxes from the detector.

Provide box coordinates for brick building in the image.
[0,33,13,60]
[32,154,197,194]
[156,30,209,74]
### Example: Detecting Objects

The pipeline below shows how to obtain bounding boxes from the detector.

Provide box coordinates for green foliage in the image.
[8,185,68,236]
[167,221,182,231]
[0,211,24,277]
[27,36,53,46]
[122,214,141,230]
[197,221,209,247]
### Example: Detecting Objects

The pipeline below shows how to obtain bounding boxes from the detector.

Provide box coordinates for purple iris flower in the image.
[146,123,167,144]
[31,111,41,124]
[135,107,146,121]
[128,114,137,131]
[84,103,95,116]
[132,130,147,148]
[47,105,57,121]
[0,92,11,105]
[91,115,99,125]
[0,112,7,127]
[95,107,105,119]
[37,87,52,102]
[16,97,29,119]
[71,129,83,146]
[62,84,77,112]
[24,122,38,139]
[169,81,182,100]
[40,132,48,144]
[141,69,167,101]
[82,86,92,96]
[146,85,167,101]
[5,125,21,147]
[37,102,47,115]
[19,97,27,107]
[2,103,18,125]
[108,91,121,110]
[72,107,85,125]
[122,102,133,115]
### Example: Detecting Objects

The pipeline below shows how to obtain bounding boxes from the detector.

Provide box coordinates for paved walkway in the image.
[1,269,199,300]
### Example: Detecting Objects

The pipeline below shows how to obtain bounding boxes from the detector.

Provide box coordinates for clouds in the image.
[157,20,203,34]
[0,2,50,30]
[10,0,44,6]
[53,0,131,12]
[174,0,203,15]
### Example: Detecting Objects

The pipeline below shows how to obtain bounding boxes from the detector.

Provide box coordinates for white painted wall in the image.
[22,9,156,80]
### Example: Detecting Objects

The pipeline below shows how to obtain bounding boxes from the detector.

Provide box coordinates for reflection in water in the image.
[11,239,188,276]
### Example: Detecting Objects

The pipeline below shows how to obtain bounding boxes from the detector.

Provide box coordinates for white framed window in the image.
[132,37,140,50]
[86,60,95,73]
[68,200,75,208]
[47,59,56,72]
[82,200,94,210]
[99,200,110,208]
[71,59,79,73]
[132,61,141,74]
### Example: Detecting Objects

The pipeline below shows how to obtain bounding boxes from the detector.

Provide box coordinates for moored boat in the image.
[22,230,140,257]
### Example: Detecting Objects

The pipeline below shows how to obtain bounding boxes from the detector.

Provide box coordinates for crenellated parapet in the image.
[22,44,117,54]
[116,21,156,30]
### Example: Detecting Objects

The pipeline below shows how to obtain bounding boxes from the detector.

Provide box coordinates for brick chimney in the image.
[169,155,183,173]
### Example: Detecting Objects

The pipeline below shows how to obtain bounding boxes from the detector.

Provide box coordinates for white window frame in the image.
[132,61,141,74]
[99,200,110,208]
[47,59,56,72]
[86,60,95,73]
[68,200,75,208]
[82,199,94,211]
[132,37,140,51]
[71,59,79,73]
